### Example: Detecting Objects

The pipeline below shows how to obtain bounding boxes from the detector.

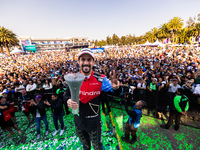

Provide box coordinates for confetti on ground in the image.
[111,102,200,150]
[0,104,199,150]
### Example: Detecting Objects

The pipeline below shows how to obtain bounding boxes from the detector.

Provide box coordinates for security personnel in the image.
[57,83,70,115]
[147,78,158,92]
[146,78,158,114]
[160,88,189,130]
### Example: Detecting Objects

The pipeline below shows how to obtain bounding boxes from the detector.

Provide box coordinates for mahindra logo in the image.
[89,83,99,85]
[80,91,100,96]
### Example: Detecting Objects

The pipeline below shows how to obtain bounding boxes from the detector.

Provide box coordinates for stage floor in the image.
[0,106,199,150]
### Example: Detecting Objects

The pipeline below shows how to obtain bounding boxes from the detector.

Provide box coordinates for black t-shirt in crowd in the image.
[49,98,63,116]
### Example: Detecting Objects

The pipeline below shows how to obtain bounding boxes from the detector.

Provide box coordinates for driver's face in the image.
[78,54,94,76]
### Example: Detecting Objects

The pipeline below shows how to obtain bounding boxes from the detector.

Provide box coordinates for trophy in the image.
[64,73,85,114]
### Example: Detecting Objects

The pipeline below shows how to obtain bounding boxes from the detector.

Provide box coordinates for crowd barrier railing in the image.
[107,86,200,120]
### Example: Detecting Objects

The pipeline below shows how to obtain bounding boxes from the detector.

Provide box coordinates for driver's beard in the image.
[81,65,91,74]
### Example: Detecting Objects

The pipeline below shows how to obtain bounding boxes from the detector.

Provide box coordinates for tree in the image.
[126,34,133,45]
[197,13,200,22]
[167,17,184,43]
[136,36,144,44]
[112,34,119,45]
[132,34,137,45]
[178,28,189,43]
[194,22,200,37]
[151,27,158,42]
[186,16,196,27]
[158,23,169,43]
[0,26,19,56]
[106,36,112,45]
[0,41,3,53]
[98,40,107,47]
[94,39,98,46]
[120,36,127,45]
[144,31,153,43]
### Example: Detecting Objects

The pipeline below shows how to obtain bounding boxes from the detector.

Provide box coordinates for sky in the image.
[0,0,200,41]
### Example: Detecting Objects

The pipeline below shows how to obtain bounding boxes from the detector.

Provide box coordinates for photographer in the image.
[122,99,146,144]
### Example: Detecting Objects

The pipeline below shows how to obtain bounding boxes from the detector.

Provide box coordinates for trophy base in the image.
[72,108,79,114]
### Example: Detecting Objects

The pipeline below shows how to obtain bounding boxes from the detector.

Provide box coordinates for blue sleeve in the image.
[101,76,124,96]
[6,90,10,94]
[134,109,142,115]
[101,76,114,92]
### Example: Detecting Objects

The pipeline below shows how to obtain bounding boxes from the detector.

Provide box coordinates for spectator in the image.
[0,96,21,137]
[26,80,36,92]
[137,78,146,90]
[44,94,64,136]
[43,79,53,93]
[15,82,25,93]
[30,95,49,140]
[3,92,16,124]
[19,88,34,125]
[167,78,181,93]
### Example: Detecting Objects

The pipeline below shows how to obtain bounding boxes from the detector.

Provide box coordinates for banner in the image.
[25,40,30,45]
[166,38,169,43]
[22,40,27,45]
[24,45,37,52]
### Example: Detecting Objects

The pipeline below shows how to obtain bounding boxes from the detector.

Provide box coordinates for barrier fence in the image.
[108,86,200,129]
[6,87,200,129]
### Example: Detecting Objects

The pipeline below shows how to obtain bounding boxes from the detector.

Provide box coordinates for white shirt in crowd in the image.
[0,89,7,95]
[193,86,200,95]
[43,83,52,90]
[137,82,146,89]
[168,83,181,93]
[15,85,25,93]
[26,83,36,92]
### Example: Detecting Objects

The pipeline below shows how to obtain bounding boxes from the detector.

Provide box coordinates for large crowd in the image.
[0,46,200,138]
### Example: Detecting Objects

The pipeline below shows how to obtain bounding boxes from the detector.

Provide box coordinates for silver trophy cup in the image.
[64,73,85,114]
